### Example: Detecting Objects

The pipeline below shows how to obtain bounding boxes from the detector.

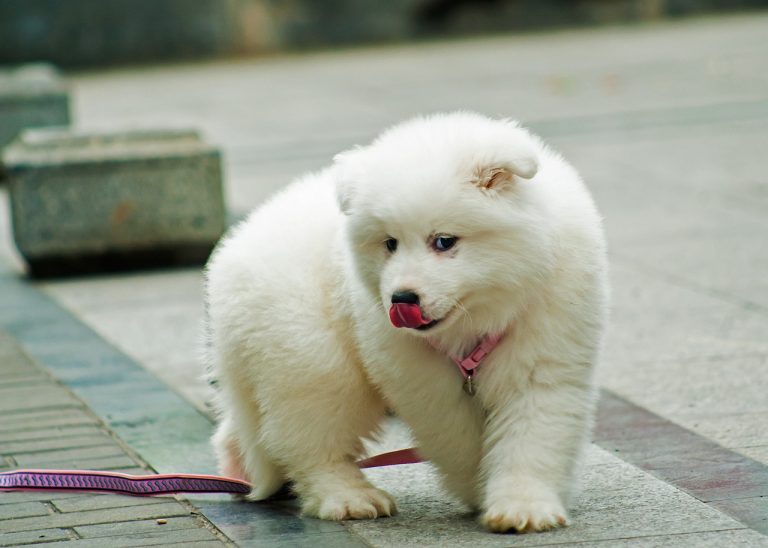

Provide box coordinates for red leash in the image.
[0,448,422,496]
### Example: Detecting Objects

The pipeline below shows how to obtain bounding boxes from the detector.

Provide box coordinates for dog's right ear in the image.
[333,146,365,215]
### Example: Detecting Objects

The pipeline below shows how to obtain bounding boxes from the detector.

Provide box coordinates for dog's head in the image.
[334,112,556,338]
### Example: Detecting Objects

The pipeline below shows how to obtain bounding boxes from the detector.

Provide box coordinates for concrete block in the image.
[0,64,70,151]
[3,128,226,276]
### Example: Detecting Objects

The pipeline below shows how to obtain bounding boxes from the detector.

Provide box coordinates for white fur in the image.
[206,112,608,533]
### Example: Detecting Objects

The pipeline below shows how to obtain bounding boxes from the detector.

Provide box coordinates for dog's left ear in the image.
[472,157,538,190]
[471,124,539,190]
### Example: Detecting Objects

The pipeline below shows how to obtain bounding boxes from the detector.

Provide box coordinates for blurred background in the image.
[1,0,768,67]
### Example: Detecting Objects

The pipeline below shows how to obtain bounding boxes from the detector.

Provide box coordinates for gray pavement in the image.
[1,11,768,547]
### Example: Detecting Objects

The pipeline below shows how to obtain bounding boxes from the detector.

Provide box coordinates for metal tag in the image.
[463,375,476,396]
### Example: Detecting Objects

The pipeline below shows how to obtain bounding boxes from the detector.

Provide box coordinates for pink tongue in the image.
[389,303,431,329]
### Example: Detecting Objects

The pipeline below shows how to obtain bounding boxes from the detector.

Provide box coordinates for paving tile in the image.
[163,542,225,548]
[0,424,107,444]
[595,390,768,513]
[0,335,224,542]
[672,463,768,503]
[0,384,83,413]
[0,408,99,433]
[0,501,52,520]
[2,501,192,534]
[600,262,768,371]
[0,491,83,505]
[739,446,768,466]
[13,454,141,471]
[52,494,173,513]
[190,497,351,547]
[635,413,768,464]
[604,353,768,418]
[41,273,213,415]
[535,529,768,547]
[74,515,207,538]
[352,450,745,547]
[238,531,369,548]
[33,527,223,547]
[710,497,768,535]
[0,528,72,546]
[1,433,116,455]
[12,444,128,467]
[0,375,49,388]
[38,270,205,313]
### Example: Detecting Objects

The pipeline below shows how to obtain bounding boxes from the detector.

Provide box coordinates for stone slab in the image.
[350,447,745,547]
[0,432,114,455]
[164,543,225,548]
[0,424,107,444]
[0,501,51,520]
[52,494,172,513]
[0,528,72,547]
[0,64,70,150]
[595,390,768,532]
[0,408,100,434]
[2,501,192,534]
[0,491,84,505]
[0,384,82,413]
[3,128,226,276]
[38,527,222,547]
[74,515,208,538]
[710,497,768,536]
[600,261,768,371]
[545,529,768,548]
[11,444,127,467]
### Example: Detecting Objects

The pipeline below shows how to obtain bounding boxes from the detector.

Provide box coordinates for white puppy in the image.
[206,112,608,533]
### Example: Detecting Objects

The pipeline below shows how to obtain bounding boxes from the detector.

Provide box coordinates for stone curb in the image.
[3,128,226,277]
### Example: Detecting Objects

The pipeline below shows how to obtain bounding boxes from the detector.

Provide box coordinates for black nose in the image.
[391,291,419,305]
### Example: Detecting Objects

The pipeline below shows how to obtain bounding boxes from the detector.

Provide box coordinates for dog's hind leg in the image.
[253,353,396,520]
[212,404,285,500]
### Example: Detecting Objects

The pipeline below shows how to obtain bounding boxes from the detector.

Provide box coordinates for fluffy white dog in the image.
[206,112,608,533]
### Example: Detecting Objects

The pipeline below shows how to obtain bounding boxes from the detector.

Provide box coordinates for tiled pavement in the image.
[2,11,768,548]
[0,332,227,547]
[0,263,364,547]
[2,264,767,546]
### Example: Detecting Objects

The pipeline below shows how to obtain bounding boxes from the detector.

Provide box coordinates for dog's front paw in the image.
[481,497,568,533]
[303,487,397,521]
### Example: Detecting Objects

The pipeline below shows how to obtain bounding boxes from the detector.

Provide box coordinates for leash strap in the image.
[0,469,251,496]
[0,448,422,497]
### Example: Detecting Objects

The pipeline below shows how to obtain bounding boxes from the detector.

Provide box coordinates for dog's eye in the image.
[433,235,458,252]
[385,238,398,253]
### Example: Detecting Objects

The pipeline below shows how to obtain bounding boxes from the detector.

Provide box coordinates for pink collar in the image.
[430,332,504,395]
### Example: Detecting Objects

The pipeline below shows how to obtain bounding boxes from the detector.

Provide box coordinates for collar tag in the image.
[463,375,476,396]
[430,332,504,396]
